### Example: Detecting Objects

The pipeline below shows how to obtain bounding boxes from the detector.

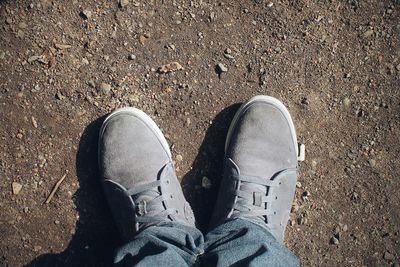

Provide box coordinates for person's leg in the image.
[202,218,298,266]
[114,221,204,266]
[205,96,301,266]
[98,107,202,266]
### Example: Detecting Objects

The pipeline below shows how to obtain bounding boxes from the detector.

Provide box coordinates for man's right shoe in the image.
[98,107,195,241]
[210,96,299,243]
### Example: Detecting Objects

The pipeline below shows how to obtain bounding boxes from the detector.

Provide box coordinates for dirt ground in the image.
[0,0,399,266]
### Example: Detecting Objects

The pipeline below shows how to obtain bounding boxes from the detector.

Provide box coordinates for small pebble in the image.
[216,63,228,73]
[330,236,339,245]
[383,251,394,261]
[88,80,96,88]
[18,22,28,29]
[12,182,22,195]
[176,154,183,162]
[31,116,38,128]
[119,0,129,7]
[128,54,136,60]
[99,83,111,94]
[343,97,351,107]
[55,91,65,100]
[80,10,92,19]
[363,29,374,38]
[369,159,376,168]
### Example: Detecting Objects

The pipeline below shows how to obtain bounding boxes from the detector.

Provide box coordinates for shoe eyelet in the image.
[170,195,173,199]
[275,196,278,200]
[175,210,179,214]
[166,180,170,184]
[274,211,277,215]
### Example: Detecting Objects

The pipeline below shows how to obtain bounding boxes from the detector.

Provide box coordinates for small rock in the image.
[158,62,183,73]
[267,2,274,7]
[12,182,22,195]
[5,17,12,24]
[202,176,212,189]
[80,10,92,19]
[17,30,24,38]
[128,93,139,103]
[343,97,351,107]
[216,63,228,74]
[138,35,147,45]
[99,83,111,94]
[330,236,339,245]
[33,245,42,252]
[369,159,376,168]
[55,91,65,100]
[18,22,28,29]
[128,54,136,60]
[383,251,394,261]
[224,54,235,59]
[31,116,38,128]
[28,55,41,63]
[363,29,374,38]
[224,48,232,54]
[176,154,183,162]
[209,12,216,21]
[81,58,89,65]
[88,80,96,88]
[119,0,129,7]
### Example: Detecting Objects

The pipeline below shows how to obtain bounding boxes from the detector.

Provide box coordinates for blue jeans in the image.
[114,218,299,267]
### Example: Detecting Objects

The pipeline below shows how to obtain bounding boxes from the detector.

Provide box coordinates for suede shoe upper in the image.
[99,109,195,241]
[210,96,298,243]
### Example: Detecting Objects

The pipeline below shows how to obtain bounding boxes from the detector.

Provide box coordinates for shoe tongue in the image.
[240,182,267,196]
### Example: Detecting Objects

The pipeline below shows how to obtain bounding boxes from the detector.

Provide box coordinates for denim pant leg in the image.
[114,222,204,267]
[202,218,300,267]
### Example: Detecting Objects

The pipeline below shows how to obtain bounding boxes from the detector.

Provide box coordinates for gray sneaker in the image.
[210,96,299,243]
[98,107,195,241]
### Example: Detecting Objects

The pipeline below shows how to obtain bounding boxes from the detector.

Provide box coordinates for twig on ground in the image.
[44,170,68,204]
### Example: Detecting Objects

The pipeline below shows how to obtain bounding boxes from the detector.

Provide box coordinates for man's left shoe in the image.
[98,107,195,241]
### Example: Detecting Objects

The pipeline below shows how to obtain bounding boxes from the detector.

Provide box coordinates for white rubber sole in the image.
[99,107,172,159]
[225,95,299,156]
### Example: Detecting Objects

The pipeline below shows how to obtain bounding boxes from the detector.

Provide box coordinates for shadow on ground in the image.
[26,116,120,267]
[182,104,241,231]
[26,103,241,266]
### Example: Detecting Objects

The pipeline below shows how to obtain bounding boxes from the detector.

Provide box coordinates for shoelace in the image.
[231,174,278,223]
[126,180,175,225]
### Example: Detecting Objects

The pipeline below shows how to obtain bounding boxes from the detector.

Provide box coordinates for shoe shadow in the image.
[25,116,119,267]
[181,104,241,232]
[25,103,241,266]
